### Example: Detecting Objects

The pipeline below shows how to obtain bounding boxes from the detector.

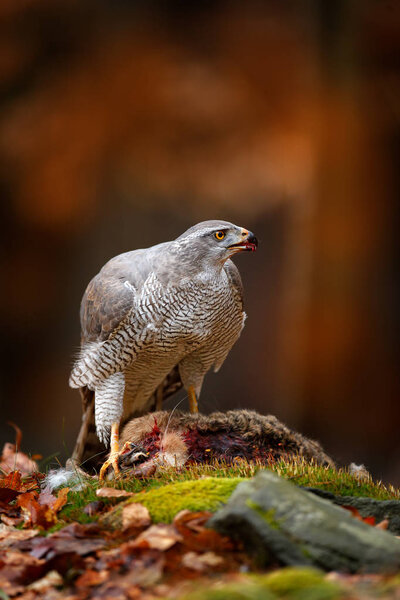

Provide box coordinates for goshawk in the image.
[69,220,257,477]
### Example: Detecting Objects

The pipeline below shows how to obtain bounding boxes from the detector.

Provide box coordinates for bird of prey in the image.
[69,220,257,478]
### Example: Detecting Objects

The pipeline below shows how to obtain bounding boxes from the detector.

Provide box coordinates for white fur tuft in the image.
[43,468,77,492]
[349,462,371,481]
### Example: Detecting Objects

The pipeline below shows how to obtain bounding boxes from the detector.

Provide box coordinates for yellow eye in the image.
[214,231,226,241]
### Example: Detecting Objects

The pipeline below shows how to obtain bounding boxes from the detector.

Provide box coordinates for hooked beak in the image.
[229,229,258,253]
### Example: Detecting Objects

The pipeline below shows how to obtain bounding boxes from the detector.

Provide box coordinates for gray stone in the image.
[209,470,400,573]
[304,488,400,535]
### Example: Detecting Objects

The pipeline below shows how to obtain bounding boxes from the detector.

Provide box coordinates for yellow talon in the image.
[188,385,199,413]
[99,422,123,480]
[99,453,120,480]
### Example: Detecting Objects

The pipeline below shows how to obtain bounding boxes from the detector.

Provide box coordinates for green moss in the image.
[270,459,398,500]
[128,477,241,523]
[263,567,341,599]
[102,477,242,526]
[56,456,400,529]
[246,501,283,530]
[177,570,344,600]
[181,581,276,600]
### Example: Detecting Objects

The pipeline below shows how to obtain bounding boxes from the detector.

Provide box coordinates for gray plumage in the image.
[69,220,257,447]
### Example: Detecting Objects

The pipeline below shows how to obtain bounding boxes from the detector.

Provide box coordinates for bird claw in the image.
[99,442,133,480]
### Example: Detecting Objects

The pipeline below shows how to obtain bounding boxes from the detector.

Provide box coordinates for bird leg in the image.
[188,385,199,413]
[99,422,128,480]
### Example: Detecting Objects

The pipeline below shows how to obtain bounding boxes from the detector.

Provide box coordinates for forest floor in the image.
[1,439,400,599]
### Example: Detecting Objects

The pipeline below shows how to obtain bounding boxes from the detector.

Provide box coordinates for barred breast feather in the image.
[70,266,244,393]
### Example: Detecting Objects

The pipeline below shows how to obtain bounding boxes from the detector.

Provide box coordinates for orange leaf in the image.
[53,487,69,513]
[342,505,362,520]
[17,492,56,529]
[0,471,22,491]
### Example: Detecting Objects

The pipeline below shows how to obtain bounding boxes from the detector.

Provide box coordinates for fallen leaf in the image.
[53,487,69,512]
[0,551,45,596]
[56,522,102,538]
[376,519,389,530]
[38,487,57,507]
[17,492,56,529]
[173,510,233,552]
[0,549,44,568]
[96,487,133,498]
[174,510,212,533]
[27,569,63,591]
[75,568,109,588]
[30,534,105,560]
[0,524,38,548]
[0,488,20,503]
[342,506,375,526]
[122,503,151,530]
[0,470,22,490]
[132,524,182,551]
[0,570,26,596]
[1,514,23,527]
[341,505,362,519]
[38,486,69,513]
[181,550,224,572]
[0,444,37,476]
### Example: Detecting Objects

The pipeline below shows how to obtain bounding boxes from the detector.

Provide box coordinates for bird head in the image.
[175,220,258,267]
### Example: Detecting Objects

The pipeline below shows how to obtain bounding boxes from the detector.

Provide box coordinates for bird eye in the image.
[214,231,226,241]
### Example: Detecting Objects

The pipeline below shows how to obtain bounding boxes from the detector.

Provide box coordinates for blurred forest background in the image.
[0,1,399,482]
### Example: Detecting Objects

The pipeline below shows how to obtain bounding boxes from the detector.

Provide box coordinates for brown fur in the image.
[120,409,334,467]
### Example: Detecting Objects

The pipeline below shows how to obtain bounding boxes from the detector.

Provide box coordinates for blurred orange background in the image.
[0,1,399,481]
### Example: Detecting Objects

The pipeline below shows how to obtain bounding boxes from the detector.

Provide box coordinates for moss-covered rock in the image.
[209,470,400,573]
[102,477,242,526]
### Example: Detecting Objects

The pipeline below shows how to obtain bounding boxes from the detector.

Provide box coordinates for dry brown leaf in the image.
[27,569,63,591]
[38,486,57,507]
[0,524,38,548]
[0,573,25,597]
[17,492,56,529]
[1,514,23,527]
[181,550,224,572]
[375,519,389,530]
[122,503,151,530]
[96,487,133,498]
[53,487,69,512]
[0,470,23,491]
[0,444,38,476]
[132,524,182,551]
[0,487,20,503]
[0,549,44,568]
[173,510,233,552]
[75,568,109,588]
